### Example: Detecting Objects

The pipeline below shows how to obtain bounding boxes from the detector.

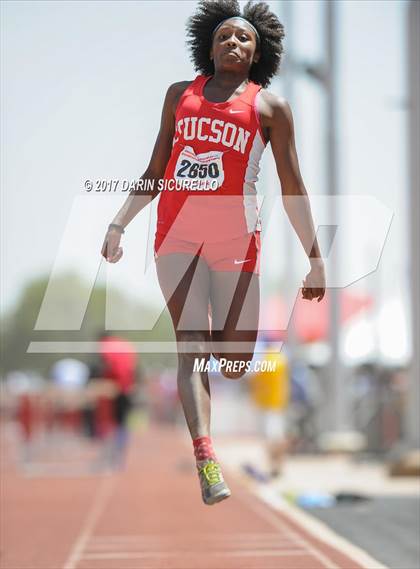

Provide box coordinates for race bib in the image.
[174,146,224,191]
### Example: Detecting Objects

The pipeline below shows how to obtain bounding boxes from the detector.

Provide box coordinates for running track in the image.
[1,424,382,569]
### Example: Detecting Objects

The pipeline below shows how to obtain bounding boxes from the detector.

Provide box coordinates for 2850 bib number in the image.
[174,146,224,190]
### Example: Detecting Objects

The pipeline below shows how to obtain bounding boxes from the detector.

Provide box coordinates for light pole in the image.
[406,0,420,449]
[294,1,363,449]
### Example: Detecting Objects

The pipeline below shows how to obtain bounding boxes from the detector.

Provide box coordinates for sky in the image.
[1,0,409,327]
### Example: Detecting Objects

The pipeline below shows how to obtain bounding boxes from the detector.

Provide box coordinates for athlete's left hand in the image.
[302,261,326,302]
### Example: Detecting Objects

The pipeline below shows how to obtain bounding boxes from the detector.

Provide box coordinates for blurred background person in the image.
[97,332,138,470]
[288,356,321,453]
[4,371,45,463]
[250,342,291,478]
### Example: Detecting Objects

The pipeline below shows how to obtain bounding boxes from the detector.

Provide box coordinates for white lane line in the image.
[89,532,296,541]
[62,476,116,569]
[235,487,341,569]
[82,550,312,560]
[86,543,304,551]
[87,536,305,544]
[85,544,306,554]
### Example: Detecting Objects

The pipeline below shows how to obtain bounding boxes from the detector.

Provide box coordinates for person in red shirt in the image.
[98,333,137,469]
[101,0,325,504]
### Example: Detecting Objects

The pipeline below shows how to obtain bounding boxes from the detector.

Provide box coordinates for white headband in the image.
[212,16,261,46]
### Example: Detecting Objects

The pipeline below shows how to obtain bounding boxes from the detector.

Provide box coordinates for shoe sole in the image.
[203,488,232,506]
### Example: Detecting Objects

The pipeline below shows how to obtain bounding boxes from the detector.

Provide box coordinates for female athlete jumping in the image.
[101,0,326,505]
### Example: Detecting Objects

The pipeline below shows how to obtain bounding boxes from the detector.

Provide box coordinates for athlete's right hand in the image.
[101,228,123,263]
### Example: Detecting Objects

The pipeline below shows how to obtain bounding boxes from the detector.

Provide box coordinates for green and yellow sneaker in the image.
[197,458,231,505]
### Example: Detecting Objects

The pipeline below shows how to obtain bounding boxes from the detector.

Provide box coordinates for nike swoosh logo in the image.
[234,259,251,264]
[229,109,244,114]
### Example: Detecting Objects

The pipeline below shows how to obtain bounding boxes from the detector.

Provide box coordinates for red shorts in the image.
[154,231,261,274]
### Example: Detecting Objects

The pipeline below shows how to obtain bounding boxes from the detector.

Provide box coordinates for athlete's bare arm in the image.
[101,81,192,262]
[258,91,326,301]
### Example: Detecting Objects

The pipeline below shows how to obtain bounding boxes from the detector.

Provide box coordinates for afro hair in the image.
[186,0,285,88]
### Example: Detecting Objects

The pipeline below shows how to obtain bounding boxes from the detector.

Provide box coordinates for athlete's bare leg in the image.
[210,270,260,379]
[156,251,253,505]
[156,253,212,439]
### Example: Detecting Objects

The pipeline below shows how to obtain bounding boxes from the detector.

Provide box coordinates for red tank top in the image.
[156,74,267,243]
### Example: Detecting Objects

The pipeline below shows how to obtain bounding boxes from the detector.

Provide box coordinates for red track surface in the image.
[1,424,365,569]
